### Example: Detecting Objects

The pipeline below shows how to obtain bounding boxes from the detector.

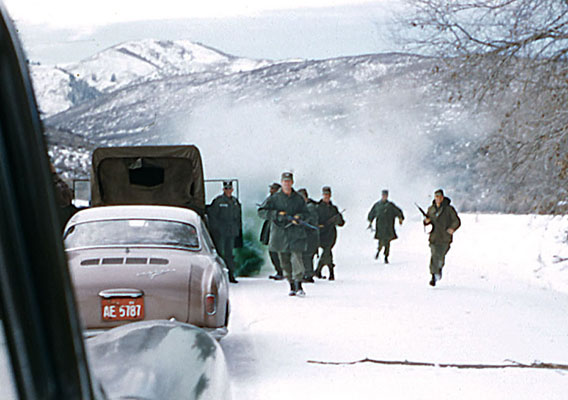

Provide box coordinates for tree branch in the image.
[307,357,568,371]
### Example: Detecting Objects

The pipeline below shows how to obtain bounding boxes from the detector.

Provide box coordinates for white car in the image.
[64,205,230,339]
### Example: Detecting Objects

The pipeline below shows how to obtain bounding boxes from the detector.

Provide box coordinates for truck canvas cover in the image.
[91,145,205,215]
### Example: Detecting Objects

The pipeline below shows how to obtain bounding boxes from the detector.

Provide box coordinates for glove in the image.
[277,211,287,223]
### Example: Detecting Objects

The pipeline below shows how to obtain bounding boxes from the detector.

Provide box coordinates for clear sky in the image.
[4,0,392,26]
[4,0,403,64]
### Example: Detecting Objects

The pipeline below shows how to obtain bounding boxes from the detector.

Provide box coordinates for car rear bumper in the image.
[84,325,228,341]
[202,326,228,341]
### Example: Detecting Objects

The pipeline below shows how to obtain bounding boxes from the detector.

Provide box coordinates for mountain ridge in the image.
[31,39,274,116]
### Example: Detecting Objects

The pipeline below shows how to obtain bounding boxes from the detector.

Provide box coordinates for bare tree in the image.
[396,0,568,214]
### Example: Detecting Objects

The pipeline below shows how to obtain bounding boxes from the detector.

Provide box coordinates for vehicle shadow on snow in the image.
[220,332,260,381]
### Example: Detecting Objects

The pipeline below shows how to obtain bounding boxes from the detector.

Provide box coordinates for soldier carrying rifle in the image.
[297,188,320,283]
[315,186,345,281]
[260,182,284,280]
[258,172,310,297]
[419,189,461,287]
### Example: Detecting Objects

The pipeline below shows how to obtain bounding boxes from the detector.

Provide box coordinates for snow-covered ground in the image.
[222,213,568,399]
[1,213,566,398]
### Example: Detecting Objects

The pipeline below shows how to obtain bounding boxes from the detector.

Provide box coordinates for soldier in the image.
[208,181,242,283]
[50,163,77,233]
[367,189,404,264]
[297,188,319,283]
[423,189,461,287]
[258,172,309,297]
[259,182,284,280]
[315,186,345,281]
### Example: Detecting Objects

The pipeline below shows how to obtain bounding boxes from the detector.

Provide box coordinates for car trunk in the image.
[67,247,194,330]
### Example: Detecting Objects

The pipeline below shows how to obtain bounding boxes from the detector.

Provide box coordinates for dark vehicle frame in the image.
[0,4,99,399]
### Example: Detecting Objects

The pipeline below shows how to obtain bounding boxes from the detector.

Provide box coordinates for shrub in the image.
[234,229,264,277]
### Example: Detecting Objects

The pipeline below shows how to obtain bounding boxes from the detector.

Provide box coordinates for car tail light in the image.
[205,294,217,316]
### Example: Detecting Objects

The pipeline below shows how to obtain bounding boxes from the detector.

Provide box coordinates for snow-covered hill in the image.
[36,40,494,213]
[31,39,272,116]
[42,46,483,215]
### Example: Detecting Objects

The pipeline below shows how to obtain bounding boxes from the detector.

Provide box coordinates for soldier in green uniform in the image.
[297,188,319,283]
[208,181,242,283]
[423,189,461,287]
[258,172,309,297]
[367,190,404,264]
[259,183,284,280]
[315,186,345,281]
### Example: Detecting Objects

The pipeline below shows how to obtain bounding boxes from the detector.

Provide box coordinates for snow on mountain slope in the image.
[43,51,460,210]
[29,65,75,115]
[63,39,270,93]
[44,52,434,147]
[38,44,484,214]
[30,39,272,117]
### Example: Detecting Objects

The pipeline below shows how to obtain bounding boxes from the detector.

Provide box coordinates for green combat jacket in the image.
[316,200,345,248]
[208,194,242,238]
[367,200,404,241]
[258,189,309,253]
[305,199,320,254]
[425,197,461,244]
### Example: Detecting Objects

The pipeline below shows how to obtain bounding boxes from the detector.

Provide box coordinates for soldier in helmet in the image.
[259,182,284,280]
[315,186,345,281]
[367,189,404,264]
[258,172,309,297]
[208,181,242,283]
[297,188,319,283]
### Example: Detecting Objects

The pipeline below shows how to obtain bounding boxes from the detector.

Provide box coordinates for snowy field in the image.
[222,213,568,400]
[1,213,566,399]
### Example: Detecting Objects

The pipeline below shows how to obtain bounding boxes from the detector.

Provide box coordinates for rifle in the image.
[415,203,428,218]
[324,209,346,226]
[416,203,433,234]
[285,214,319,231]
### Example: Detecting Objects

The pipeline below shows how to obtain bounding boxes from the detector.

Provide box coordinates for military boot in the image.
[228,270,239,284]
[384,256,389,264]
[288,280,296,296]
[295,281,306,297]
[328,265,335,281]
[429,274,436,287]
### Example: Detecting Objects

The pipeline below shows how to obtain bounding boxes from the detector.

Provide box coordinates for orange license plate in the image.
[101,297,144,321]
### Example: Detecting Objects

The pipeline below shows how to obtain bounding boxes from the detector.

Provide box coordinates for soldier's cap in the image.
[269,182,281,190]
[382,189,389,196]
[297,188,308,198]
[223,181,233,189]
[281,172,293,181]
[322,186,332,195]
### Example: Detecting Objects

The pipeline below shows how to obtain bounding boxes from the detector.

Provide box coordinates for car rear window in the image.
[64,219,199,250]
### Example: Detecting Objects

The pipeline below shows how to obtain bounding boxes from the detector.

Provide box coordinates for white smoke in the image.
[165,81,441,233]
